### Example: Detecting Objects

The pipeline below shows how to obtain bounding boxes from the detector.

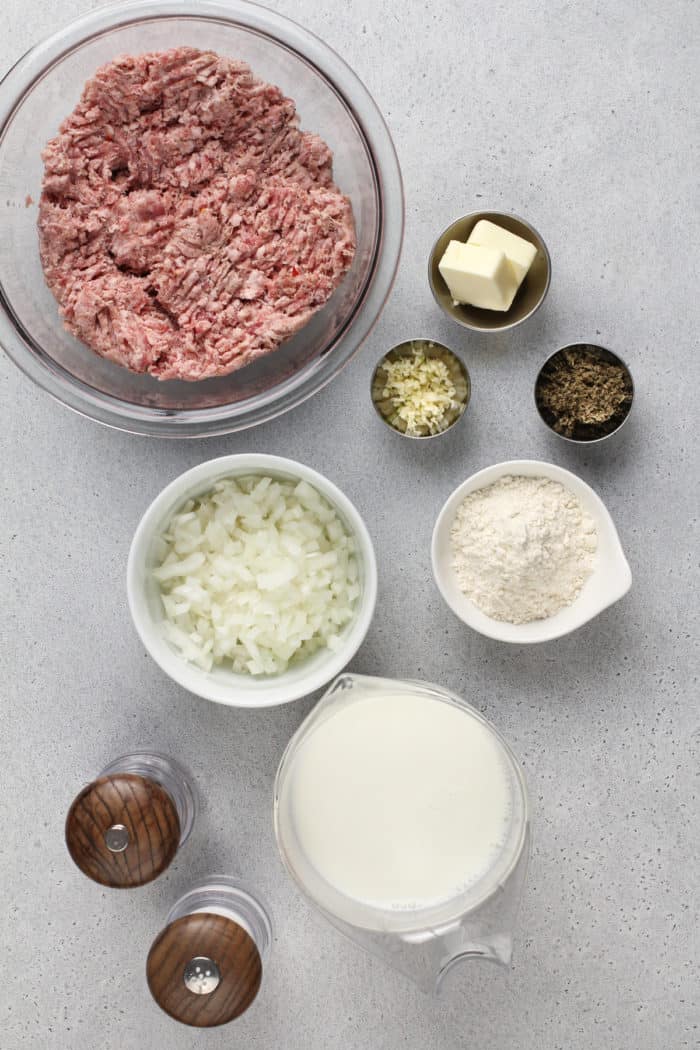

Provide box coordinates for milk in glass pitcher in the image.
[274,674,530,993]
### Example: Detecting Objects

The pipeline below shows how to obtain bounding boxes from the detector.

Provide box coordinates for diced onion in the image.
[153,475,359,676]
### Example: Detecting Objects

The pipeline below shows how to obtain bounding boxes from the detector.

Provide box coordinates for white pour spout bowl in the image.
[431,459,632,644]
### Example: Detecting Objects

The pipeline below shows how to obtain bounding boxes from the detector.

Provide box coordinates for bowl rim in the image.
[431,458,632,644]
[534,342,635,445]
[369,336,471,440]
[0,0,404,437]
[428,210,552,334]
[127,453,378,706]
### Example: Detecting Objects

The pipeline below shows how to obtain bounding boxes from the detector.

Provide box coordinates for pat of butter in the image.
[438,240,518,311]
[467,219,537,285]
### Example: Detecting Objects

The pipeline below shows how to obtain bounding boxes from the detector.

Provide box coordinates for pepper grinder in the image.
[65,750,196,888]
[147,876,272,1027]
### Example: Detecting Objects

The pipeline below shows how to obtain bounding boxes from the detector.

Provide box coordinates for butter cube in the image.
[467,220,537,285]
[438,240,519,311]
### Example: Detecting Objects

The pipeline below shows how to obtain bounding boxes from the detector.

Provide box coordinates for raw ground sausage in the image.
[38,48,356,381]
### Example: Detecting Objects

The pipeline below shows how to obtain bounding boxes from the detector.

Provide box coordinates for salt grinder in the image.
[146,876,272,1027]
[65,751,196,888]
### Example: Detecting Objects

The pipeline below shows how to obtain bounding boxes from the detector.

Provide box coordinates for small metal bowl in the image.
[534,343,634,444]
[428,210,551,333]
[371,339,471,439]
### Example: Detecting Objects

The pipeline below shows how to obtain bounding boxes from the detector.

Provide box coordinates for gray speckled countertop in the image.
[1,1,698,1048]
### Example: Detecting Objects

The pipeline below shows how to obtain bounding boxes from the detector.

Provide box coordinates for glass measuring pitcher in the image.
[274,674,530,993]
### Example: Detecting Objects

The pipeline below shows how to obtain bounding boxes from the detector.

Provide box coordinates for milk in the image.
[284,690,514,913]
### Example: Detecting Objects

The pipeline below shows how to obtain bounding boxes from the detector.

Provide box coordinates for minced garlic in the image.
[380,349,459,436]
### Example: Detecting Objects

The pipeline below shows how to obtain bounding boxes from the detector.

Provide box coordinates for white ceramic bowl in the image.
[431,460,632,643]
[128,455,377,706]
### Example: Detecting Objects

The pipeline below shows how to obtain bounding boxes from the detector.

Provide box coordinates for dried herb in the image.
[536,346,633,440]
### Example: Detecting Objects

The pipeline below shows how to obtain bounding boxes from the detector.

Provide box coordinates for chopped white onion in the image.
[153,475,359,676]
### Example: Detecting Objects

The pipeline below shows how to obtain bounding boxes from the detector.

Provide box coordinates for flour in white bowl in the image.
[450,475,597,624]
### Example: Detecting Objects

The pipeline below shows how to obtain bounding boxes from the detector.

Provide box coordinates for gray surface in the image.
[1,0,698,1047]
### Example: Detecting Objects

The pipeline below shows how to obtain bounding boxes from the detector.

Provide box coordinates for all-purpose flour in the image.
[450,475,597,624]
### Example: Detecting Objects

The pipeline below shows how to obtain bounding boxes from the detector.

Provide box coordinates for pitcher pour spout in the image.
[435,936,513,996]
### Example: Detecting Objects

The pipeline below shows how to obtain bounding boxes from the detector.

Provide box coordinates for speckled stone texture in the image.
[1,1,698,1048]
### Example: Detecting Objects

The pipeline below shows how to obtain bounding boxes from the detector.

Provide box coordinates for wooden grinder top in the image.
[65,773,180,888]
[146,912,263,1027]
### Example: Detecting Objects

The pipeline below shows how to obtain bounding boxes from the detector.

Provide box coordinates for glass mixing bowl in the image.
[0,0,403,436]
